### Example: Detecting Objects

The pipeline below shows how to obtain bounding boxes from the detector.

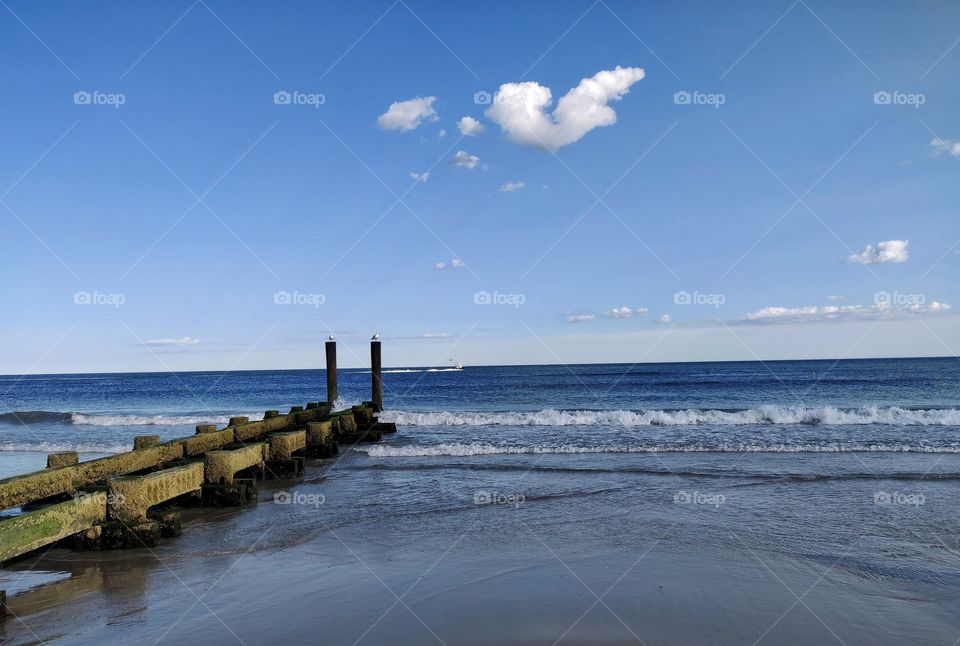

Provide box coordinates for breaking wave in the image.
[379,406,960,427]
[357,442,960,457]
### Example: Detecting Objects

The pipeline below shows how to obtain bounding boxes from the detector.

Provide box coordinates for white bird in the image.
[328,334,335,341]
[372,332,380,340]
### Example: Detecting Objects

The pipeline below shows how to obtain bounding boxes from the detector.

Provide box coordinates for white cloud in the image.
[434,258,465,270]
[848,240,909,265]
[423,332,453,338]
[485,66,645,151]
[377,96,437,131]
[438,129,447,138]
[607,306,633,318]
[410,171,429,183]
[931,138,960,157]
[743,301,951,324]
[457,116,484,136]
[656,314,672,324]
[452,150,480,169]
[499,181,525,192]
[566,314,597,323]
[145,337,199,347]
[826,295,847,301]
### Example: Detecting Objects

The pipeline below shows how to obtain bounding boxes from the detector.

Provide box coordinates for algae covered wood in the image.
[268,431,307,460]
[0,443,184,511]
[0,492,107,563]
[204,443,269,484]
[107,463,204,522]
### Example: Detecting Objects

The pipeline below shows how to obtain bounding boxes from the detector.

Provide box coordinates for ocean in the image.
[2,358,959,644]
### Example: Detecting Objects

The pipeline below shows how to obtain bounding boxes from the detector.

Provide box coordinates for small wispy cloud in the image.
[410,171,429,183]
[422,332,453,338]
[848,240,909,265]
[742,300,951,324]
[144,336,199,347]
[565,307,649,323]
[931,137,960,157]
[656,313,672,324]
[377,96,438,131]
[499,181,526,192]
[452,150,480,169]
[457,116,484,136]
[826,295,848,301]
[433,258,465,270]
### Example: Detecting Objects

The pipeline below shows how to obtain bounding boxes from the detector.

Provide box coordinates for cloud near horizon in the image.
[848,240,909,265]
[485,66,645,151]
[144,337,200,347]
[377,96,438,131]
[499,181,525,192]
[743,301,951,324]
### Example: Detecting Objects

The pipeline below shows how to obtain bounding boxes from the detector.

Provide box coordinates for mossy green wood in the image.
[0,492,107,562]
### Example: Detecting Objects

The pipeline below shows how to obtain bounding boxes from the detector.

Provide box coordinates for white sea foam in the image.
[70,412,264,427]
[378,406,960,427]
[357,442,960,457]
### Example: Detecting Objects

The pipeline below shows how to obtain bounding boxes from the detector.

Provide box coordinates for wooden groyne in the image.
[0,340,392,620]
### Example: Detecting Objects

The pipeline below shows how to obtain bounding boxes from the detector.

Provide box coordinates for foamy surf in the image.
[379,406,960,427]
[0,442,128,454]
[356,442,960,457]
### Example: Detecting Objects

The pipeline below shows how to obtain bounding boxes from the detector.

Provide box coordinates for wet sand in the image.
[2,450,959,645]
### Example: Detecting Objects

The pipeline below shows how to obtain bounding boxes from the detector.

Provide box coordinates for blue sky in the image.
[1,0,958,373]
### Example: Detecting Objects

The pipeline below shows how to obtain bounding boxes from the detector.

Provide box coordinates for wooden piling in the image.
[371,340,383,413]
[325,339,338,404]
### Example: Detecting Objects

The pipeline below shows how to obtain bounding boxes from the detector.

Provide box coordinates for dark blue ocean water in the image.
[1,358,958,467]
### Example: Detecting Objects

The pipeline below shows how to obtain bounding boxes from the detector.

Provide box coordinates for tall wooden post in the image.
[371,339,383,412]
[325,339,338,404]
